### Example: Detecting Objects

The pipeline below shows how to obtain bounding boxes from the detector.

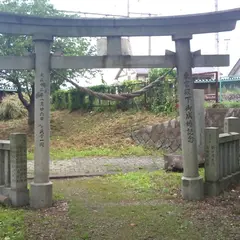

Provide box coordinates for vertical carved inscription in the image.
[39,73,45,148]
[183,72,194,143]
[10,135,27,188]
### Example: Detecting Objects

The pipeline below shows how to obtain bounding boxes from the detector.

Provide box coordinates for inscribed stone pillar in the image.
[0,149,4,193]
[204,127,220,196]
[4,149,10,191]
[193,89,205,161]
[30,34,53,209]
[173,35,204,200]
[10,133,29,206]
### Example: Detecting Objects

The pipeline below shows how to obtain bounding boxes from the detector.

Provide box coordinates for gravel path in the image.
[27,156,164,178]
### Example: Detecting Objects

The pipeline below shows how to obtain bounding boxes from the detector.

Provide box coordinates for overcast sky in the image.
[50,0,240,85]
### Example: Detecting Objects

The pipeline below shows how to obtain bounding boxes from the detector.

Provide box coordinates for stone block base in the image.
[204,181,221,196]
[0,185,4,194]
[11,189,29,207]
[0,194,11,206]
[220,176,232,190]
[30,182,52,209]
[3,187,11,197]
[182,176,204,200]
[164,154,205,171]
[232,171,240,183]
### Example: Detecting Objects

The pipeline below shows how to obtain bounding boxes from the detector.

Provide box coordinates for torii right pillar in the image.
[173,35,204,200]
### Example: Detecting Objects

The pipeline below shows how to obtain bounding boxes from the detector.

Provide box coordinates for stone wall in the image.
[131,108,240,152]
[205,108,240,132]
[131,117,181,152]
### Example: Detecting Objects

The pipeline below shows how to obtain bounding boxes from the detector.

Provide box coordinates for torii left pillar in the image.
[30,34,53,208]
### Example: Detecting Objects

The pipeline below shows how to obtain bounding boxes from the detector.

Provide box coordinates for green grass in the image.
[221,101,240,108]
[1,169,239,239]
[27,145,162,160]
[51,169,238,240]
[0,207,25,240]
[1,110,170,161]
[205,101,240,108]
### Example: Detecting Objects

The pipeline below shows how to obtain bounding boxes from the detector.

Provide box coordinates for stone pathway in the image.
[27,156,164,178]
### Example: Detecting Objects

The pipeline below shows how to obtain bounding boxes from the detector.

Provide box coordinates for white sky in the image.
[50,0,240,85]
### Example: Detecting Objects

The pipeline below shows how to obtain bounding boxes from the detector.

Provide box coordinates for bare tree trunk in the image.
[27,84,35,126]
[17,83,35,126]
[27,101,34,125]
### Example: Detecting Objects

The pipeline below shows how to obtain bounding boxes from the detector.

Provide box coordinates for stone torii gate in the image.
[0,9,239,208]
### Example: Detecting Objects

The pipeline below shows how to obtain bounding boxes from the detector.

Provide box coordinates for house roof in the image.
[228,58,240,76]
[192,67,217,74]
[135,68,149,75]
[0,86,17,92]
[135,67,218,75]
[115,67,220,80]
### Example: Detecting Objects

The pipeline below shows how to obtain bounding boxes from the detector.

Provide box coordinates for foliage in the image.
[1,110,168,159]
[67,89,87,111]
[149,68,177,82]
[0,0,97,124]
[51,90,68,110]
[149,68,177,114]
[52,75,178,113]
[0,94,27,120]
[52,85,119,112]
[206,101,240,109]
[222,101,240,108]
[52,67,179,114]
[0,207,25,240]
[27,145,160,160]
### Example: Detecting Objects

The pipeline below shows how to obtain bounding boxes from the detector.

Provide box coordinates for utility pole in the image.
[215,0,219,55]
[224,39,230,52]
[148,13,151,55]
[127,0,130,79]
[215,0,220,81]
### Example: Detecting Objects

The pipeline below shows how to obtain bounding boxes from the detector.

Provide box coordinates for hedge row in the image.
[51,81,177,113]
[51,85,135,112]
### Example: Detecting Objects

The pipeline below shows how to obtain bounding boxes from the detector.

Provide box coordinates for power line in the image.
[129,12,161,16]
[215,0,219,55]
[58,9,126,18]
[58,9,161,18]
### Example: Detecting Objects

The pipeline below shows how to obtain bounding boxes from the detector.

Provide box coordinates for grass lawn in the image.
[0,110,169,160]
[1,169,239,240]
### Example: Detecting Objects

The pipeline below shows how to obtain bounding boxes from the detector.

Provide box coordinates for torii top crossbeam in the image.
[0,8,239,37]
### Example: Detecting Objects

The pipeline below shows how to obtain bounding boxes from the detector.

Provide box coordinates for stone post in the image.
[224,117,240,133]
[30,34,53,209]
[10,133,29,206]
[193,89,205,162]
[173,35,204,200]
[4,150,10,188]
[0,150,4,193]
[204,127,220,196]
[224,117,240,181]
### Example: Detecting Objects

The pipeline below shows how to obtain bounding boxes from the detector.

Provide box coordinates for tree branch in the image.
[26,82,31,98]
[30,83,34,103]
[16,82,30,109]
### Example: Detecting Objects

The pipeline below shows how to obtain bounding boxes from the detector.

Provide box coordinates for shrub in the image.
[68,89,86,111]
[52,90,68,110]
[0,94,27,120]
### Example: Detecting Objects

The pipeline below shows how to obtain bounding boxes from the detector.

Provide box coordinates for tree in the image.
[148,68,178,114]
[148,68,177,82]
[0,0,97,125]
